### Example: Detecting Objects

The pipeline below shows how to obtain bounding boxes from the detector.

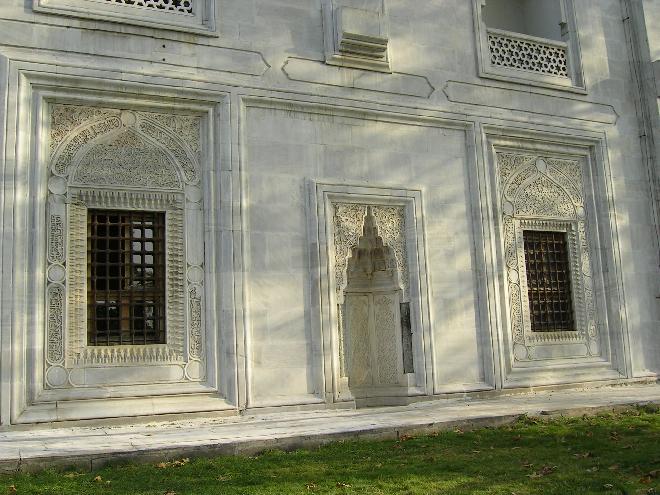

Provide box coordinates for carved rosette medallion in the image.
[44,103,206,388]
[495,152,598,362]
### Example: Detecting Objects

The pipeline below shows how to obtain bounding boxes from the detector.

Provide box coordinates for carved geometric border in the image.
[65,189,186,369]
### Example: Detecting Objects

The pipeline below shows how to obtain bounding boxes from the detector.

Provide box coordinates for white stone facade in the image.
[0,0,657,424]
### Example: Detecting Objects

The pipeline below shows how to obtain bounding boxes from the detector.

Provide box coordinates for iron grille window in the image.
[87,210,166,345]
[523,230,575,332]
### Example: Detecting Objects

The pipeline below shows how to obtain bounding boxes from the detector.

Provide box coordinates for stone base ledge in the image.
[0,382,658,473]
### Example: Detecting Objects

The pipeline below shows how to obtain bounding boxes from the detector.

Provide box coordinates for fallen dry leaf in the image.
[336,482,352,488]
[527,465,557,478]
[7,486,16,494]
[640,470,659,484]
[573,451,593,459]
[156,458,190,469]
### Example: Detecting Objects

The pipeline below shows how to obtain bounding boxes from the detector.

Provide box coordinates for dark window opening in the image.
[523,230,575,332]
[400,302,414,374]
[87,210,166,346]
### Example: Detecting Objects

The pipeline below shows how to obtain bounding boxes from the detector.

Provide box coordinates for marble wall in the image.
[0,0,657,424]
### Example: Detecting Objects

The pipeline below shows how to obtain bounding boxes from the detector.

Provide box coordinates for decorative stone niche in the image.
[45,103,207,390]
[495,152,599,364]
[343,207,412,393]
[321,0,391,72]
[315,184,431,405]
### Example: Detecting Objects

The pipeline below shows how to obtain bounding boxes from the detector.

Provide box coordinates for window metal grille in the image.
[523,230,575,332]
[87,210,166,346]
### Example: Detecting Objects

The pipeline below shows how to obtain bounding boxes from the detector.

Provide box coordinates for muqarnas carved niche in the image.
[496,152,598,362]
[333,204,413,394]
[44,103,206,388]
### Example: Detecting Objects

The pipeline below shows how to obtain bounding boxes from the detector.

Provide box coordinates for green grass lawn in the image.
[3,406,659,495]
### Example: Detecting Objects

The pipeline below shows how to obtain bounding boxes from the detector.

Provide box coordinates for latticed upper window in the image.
[34,0,214,36]
[87,210,167,346]
[101,0,194,15]
[523,230,575,332]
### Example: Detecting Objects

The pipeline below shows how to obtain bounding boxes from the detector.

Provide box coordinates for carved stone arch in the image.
[50,110,200,187]
[137,116,200,184]
[512,167,577,219]
[51,115,123,177]
[69,124,184,191]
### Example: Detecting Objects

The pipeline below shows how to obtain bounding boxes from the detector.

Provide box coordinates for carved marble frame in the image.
[481,128,629,388]
[33,0,217,36]
[313,183,433,403]
[471,0,586,93]
[2,67,232,424]
[44,104,209,391]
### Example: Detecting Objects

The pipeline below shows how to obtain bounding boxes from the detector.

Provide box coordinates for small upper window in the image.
[523,230,575,333]
[87,210,167,346]
[103,0,194,15]
[482,0,564,41]
[34,0,215,35]
[473,0,584,91]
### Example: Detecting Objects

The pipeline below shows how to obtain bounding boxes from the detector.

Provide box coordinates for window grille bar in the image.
[87,210,167,346]
[523,230,575,332]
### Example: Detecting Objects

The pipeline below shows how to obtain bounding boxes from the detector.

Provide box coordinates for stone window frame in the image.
[471,0,586,93]
[1,67,233,425]
[495,150,599,364]
[312,183,433,403]
[480,127,630,388]
[43,103,208,395]
[33,0,217,36]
